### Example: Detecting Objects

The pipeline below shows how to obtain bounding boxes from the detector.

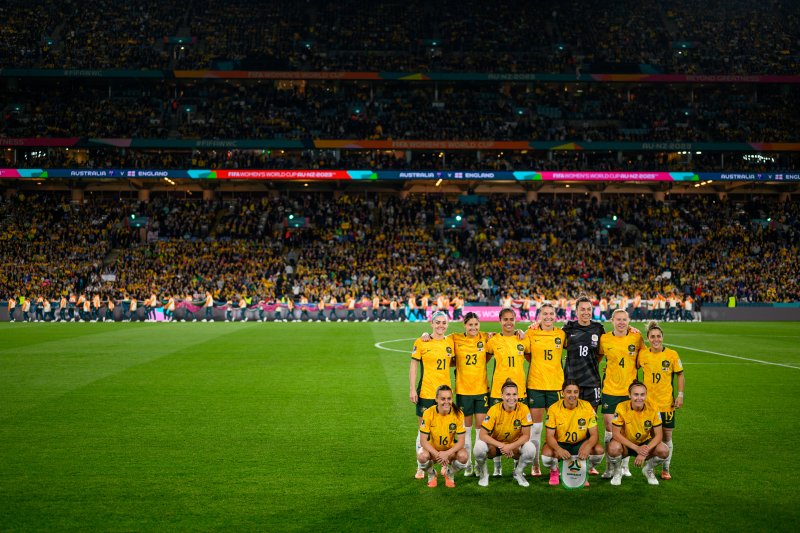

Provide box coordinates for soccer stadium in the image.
[1,0,799,530]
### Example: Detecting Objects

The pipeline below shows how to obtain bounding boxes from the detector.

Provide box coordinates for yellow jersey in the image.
[411,337,455,400]
[599,331,644,396]
[482,402,532,443]
[420,405,466,451]
[545,399,598,444]
[525,328,566,391]
[486,334,530,398]
[638,347,684,411]
[612,400,662,445]
[452,332,490,395]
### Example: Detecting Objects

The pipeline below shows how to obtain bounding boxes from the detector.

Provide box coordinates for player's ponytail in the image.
[647,321,662,336]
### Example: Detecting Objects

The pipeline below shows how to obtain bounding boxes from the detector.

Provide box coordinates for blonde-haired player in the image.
[474,379,535,487]
[638,321,684,480]
[524,303,566,477]
[607,381,669,485]
[409,311,455,479]
[599,309,644,478]
[485,307,530,476]
[418,385,468,488]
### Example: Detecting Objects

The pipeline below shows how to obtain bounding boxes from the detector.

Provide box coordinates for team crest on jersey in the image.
[513,419,521,428]
[662,360,671,370]
[477,341,484,351]
[446,347,453,354]
[644,420,652,430]
[628,344,636,353]
[449,423,457,431]
[554,338,562,346]
[517,344,524,352]
[578,418,586,428]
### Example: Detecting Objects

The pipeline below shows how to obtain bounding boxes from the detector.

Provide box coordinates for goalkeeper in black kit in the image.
[562,295,606,410]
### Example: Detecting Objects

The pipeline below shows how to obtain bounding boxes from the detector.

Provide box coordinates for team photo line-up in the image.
[410,297,684,489]
[2,292,700,323]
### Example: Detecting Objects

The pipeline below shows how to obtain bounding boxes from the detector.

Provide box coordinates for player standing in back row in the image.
[560,295,605,474]
[562,295,606,410]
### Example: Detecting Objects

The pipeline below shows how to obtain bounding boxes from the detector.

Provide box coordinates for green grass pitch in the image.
[1,321,799,531]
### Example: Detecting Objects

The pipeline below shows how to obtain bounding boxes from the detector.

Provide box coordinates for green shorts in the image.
[660,410,676,429]
[527,389,562,409]
[557,440,587,456]
[601,394,629,416]
[415,398,436,417]
[456,393,489,416]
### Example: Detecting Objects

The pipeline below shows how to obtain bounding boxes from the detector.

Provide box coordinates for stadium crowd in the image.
[3,82,798,143]
[2,191,798,321]
[2,0,798,74]
[8,147,799,174]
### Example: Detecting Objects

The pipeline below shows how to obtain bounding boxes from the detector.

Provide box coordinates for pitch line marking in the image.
[376,338,800,370]
[374,338,418,354]
[669,343,800,371]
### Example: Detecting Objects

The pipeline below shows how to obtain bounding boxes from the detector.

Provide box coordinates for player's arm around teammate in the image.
[473,380,536,488]
[540,380,604,486]
[417,385,469,488]
[607,381,669,486]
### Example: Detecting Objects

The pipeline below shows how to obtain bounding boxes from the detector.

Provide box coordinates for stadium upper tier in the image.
[2,82,798,144]
[1,192,798,304]
[1,0,798,74]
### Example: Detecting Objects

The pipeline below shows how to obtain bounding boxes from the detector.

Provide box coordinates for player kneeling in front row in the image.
[417,385,469,488]
[473,379,536,488]
[541,380,604,487]
[607,381,669,486]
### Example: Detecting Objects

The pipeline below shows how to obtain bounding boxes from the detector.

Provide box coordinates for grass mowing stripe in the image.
[0,323,261,421]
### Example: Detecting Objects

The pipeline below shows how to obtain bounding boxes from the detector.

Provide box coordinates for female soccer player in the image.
[419,311,491,477]
[607,381,669,486]
[524,303,566,476]
[638,321,685,480]
[451,312,490,476]
[409,311,455,479]
[540,380,604,486]
[598,309,643,478]
[473,379,535,488]
[486,308,530,477]
[417,385,469,488]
